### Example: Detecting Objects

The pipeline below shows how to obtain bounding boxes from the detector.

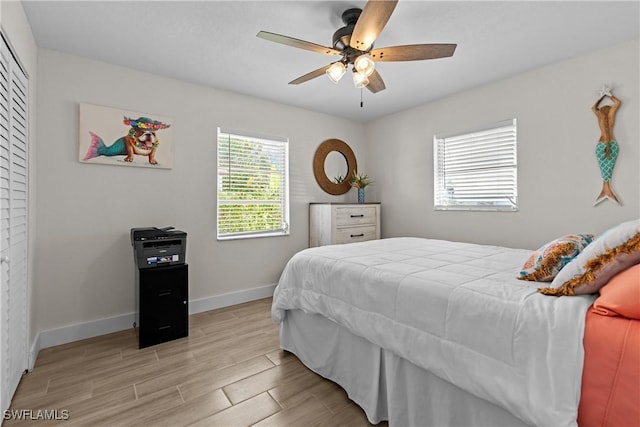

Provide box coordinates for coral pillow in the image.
[592,263,640,319]
[539,219,640,296]
[518,234,594,282]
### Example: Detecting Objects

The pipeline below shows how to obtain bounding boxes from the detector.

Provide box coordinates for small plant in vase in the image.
[350,171,373,203]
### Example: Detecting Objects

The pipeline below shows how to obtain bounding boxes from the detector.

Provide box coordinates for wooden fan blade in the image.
[350,0,398,52]
[257,31,341,56]
[370,44,457,61]
[366,69,386,93]
[289,64,332,85]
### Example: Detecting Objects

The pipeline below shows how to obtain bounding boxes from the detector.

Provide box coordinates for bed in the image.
[271,223,640,427]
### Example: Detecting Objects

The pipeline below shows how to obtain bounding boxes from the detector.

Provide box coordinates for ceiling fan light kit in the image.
[354,54,375,77]
[257,0,456,95]
[326,61,347,83]
[352,69,370,88]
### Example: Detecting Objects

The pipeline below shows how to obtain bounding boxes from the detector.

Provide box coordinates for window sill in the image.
[434,206,518,212]
[217,230,290,241]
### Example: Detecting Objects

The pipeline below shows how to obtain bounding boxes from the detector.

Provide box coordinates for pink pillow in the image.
[592,263,640,320]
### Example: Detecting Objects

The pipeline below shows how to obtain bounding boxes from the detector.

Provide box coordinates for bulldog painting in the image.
[79,103,173,169]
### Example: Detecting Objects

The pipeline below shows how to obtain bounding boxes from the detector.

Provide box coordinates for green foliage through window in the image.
[217,128,289,239]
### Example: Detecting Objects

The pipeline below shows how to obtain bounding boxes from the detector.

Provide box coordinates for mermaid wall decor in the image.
[79,103,174,169]
[592,86,622,206]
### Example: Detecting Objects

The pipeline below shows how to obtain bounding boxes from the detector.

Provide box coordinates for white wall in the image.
[34,49,366,334]
[366,40,640,250]
[0,0,38,349]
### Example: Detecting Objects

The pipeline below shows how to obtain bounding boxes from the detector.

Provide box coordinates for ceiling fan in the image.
[257,0,456,94]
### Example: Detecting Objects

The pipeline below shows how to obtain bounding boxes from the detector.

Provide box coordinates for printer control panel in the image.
[131,227,186,269]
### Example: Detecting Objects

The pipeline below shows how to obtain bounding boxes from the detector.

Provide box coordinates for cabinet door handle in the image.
[158,291,172,297]
[350,214,364,218]
[351,233,365,238]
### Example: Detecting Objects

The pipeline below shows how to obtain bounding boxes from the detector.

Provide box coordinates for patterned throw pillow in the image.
[539,219,640,296]
[518,234,595,282]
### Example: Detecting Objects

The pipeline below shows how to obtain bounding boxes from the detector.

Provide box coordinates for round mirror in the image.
[324,151,349,184]
[313,139,357,195]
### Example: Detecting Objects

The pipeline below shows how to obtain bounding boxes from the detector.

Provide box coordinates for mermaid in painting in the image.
[83,117,170,165]
[592,90,621,205]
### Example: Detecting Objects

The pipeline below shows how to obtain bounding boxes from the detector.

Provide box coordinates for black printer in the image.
[131,227,187,269]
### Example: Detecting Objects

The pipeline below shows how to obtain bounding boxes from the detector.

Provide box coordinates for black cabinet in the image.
[135,263,188,348]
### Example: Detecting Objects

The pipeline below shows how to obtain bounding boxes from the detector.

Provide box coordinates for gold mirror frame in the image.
[313,139,357,195]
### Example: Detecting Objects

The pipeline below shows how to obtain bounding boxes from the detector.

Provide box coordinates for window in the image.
[434,119,517,211]
[217,127,289,240]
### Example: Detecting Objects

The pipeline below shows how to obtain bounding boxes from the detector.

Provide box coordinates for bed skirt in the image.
[281,309,532,427]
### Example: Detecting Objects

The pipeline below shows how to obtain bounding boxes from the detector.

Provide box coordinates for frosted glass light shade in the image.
[354,54,375,77]
[352,70,369,88]
[326,62,347,83]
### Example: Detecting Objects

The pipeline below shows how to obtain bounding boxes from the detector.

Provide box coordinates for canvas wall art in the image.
[79,103,174,169]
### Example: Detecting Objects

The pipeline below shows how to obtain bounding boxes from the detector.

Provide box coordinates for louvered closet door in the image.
[0,33,29,414]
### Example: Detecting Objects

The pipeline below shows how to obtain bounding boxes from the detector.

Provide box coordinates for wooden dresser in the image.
[309,203,381,247]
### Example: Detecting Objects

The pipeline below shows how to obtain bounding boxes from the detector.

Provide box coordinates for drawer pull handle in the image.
[158,325,172,331]
[158,291,172,297]
[350,214,364,218]
[351,233,365,238]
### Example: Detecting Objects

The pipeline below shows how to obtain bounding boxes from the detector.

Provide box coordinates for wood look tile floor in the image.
[6,298,386,427]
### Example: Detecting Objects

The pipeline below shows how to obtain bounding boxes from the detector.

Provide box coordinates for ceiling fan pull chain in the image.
[360,88,364,108]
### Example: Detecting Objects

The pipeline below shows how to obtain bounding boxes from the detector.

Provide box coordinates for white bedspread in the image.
[272,237,596,427]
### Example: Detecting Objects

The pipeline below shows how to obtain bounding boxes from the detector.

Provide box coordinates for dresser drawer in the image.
[335,225,378,244]
[309,203,380,247]
[335,206,377,226]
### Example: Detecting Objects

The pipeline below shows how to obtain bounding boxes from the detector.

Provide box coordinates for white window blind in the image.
[434,119,517,211]
[217,127,289,240]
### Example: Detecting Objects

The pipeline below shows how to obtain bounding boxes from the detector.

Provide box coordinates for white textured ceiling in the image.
[22,1,640,122]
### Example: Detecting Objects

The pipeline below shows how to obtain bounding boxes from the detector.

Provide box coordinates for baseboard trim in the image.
[189,284,276,314]
[28,283,277,368]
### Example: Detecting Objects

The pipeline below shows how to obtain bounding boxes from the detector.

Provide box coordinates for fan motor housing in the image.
[332,25,354,51]
[332,8,372,52]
